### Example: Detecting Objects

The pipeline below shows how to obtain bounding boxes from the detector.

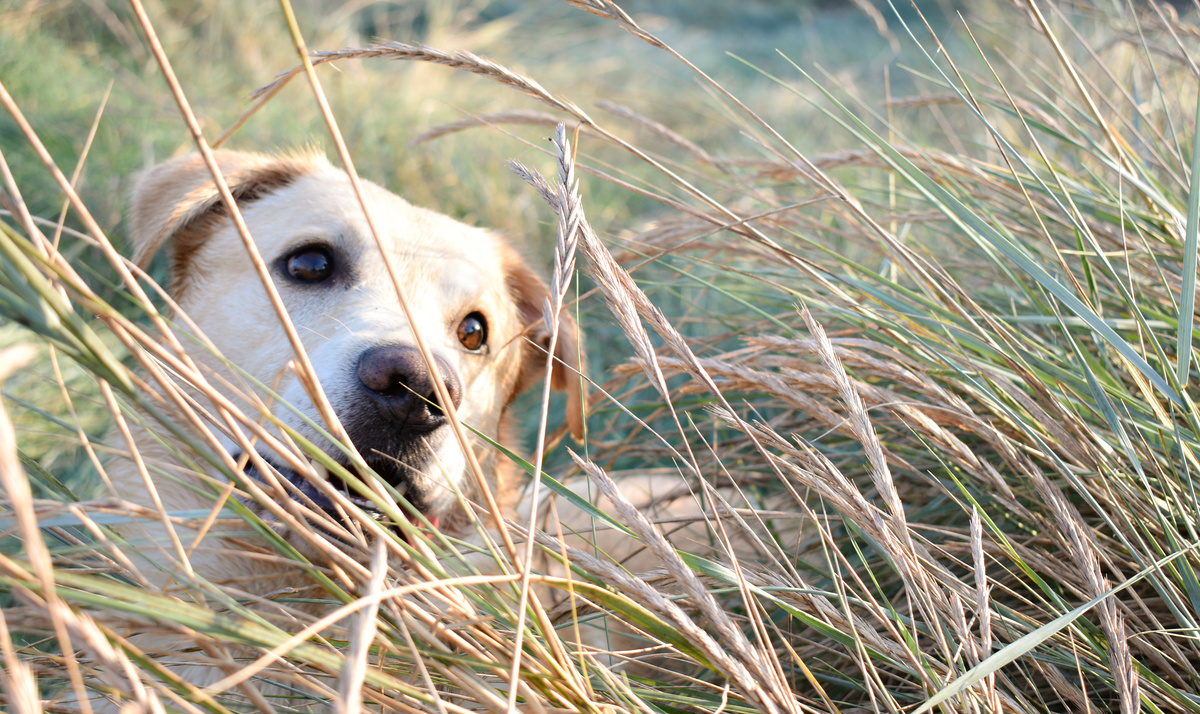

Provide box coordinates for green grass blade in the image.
[0,567,434,702]
[0,507,239,530]
[779,57,1183,407]
[0,222,132,391]
[1176,89,1200,386]
[914,543,1199,714]
[476,428,635,539]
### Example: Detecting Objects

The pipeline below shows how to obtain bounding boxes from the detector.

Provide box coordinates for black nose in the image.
[357,345,463,431]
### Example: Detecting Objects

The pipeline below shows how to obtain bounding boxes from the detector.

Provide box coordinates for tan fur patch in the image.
[498,238,586,439]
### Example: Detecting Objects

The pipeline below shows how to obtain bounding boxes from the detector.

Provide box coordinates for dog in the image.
[94,149,583,708]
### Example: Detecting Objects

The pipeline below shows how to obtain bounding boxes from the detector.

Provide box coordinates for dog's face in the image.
[129,150,582,533]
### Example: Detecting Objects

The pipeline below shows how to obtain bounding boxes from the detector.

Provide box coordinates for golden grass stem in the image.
[273,0,521,570]
[1025,0,1140,180]
[0,150,45,258]
[97,377,194,577]
[337,542,385,714]
[126,0,351,450]
[0,345,100,714]
[0,78,191,375]
[0,609,40,714]
[51,80,111,250]
[506,124,584,712]
[567,453,791,714]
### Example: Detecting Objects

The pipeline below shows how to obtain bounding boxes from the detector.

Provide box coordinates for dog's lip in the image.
[235,453,441,533]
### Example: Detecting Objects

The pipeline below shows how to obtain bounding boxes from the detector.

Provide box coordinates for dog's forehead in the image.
[268,170,497,245]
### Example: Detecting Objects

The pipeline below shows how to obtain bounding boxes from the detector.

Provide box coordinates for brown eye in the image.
[457,312,487,351]
[286,246,333,283]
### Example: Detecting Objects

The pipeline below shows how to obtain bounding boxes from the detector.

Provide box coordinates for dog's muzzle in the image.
[340,344,464,516]
[240,345,465,532]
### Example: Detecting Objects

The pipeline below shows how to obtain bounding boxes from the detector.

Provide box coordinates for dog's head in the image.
[129,150,583,534]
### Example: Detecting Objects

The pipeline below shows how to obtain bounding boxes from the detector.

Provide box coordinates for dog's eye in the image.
[286,247,334,283]
[457,313,488,351]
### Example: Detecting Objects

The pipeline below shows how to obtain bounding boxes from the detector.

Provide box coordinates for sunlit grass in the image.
[2,0,1199,712]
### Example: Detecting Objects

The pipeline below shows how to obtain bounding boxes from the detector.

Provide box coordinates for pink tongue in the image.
[409,513,440,532]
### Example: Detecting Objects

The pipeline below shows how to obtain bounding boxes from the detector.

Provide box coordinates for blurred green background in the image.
[0,0,932,244]
[0,0,937,484]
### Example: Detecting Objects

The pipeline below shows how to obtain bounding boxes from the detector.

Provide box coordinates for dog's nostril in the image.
[357,346,463,426]
[374,372,432,403]
[426,395,444,418]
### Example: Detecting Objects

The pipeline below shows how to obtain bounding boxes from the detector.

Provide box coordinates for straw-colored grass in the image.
[2,0,1200,713]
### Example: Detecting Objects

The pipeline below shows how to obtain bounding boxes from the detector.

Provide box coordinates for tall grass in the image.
[2,0,1200,713]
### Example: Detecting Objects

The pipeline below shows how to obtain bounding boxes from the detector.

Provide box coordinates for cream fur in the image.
[91,150,583,711]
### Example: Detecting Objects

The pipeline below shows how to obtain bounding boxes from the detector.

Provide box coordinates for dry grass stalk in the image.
[250,41,593,124]
[249,28,835,276]
[799,308,953,622]
[127,0,351,454]
[273,0,523,574]
[593,100,717,166]
[0,345,111,713]
[568,453,795,714]
[412,110,582,146]
[0,348,50,714]
[504,123,585,711]
[337,542,386,714]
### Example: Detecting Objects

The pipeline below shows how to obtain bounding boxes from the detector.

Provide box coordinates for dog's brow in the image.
[437,267,489,305]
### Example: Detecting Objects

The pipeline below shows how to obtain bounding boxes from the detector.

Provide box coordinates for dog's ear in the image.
[128,150,317,288]
[501,245,586,440]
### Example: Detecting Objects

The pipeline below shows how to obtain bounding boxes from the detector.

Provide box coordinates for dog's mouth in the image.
[238,454,441,534]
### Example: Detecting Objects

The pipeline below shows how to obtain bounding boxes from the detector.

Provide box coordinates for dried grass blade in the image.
[568,452,790,714]
[338,542,386,714]
[127,0,351,449]
[0,620,40,714]
[273,0,518,567]
[1024,0,1138,177]
[0,345,110,714]
[411,110,576,145]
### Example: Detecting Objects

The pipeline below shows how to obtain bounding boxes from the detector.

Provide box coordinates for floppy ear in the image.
[501,245,587,441]
[128,150,317,294]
